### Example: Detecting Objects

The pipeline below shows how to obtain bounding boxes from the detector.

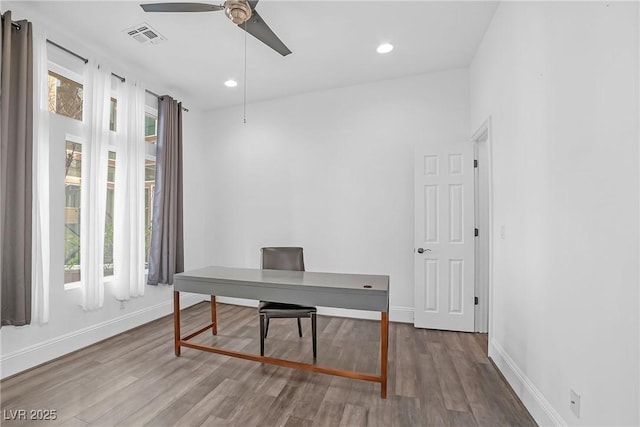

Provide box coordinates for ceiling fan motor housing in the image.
[225,0,252,25]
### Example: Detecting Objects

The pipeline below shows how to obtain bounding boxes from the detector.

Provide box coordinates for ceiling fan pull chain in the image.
[243,20,247,124]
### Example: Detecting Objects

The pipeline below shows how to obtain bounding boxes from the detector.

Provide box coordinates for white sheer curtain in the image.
[80,62,111,310]
[114,80,146,300]
[31,24,50,323]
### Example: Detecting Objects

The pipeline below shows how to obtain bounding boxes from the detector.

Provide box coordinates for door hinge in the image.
[475,228,479,237]
[474,159,478,168]
[474,297,479,305]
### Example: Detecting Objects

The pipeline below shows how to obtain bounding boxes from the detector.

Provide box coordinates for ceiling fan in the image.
[140,1,292,56]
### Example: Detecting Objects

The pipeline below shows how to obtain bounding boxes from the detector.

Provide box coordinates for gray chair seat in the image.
[259,301,317,317]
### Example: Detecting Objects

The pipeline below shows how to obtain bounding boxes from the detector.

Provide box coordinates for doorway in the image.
[413,120,493,334]
[413,141,475,332]
[472,118,492,333]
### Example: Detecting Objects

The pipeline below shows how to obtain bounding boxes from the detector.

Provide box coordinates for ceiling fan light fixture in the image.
[376,43,394,54]
[225,0,252,25]
[224,79,238,87]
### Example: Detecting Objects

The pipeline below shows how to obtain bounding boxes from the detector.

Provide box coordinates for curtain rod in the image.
[45,39,188,112]
[1,14,21,30]
[146,89,190,112]
[46,40,123,83]
[111,72,125,83]
[46,39,88,64]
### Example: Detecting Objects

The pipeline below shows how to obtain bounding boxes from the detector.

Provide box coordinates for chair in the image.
[259,247,317,359]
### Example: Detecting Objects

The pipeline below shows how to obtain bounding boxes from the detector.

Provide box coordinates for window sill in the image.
[64,275,114,291]
[64,281,81,291]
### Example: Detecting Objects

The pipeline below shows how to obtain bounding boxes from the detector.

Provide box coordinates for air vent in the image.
[123,23,166,45]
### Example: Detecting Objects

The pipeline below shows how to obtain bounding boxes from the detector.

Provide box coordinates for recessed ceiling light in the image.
[376,43,394,54]
[224,79,238,87]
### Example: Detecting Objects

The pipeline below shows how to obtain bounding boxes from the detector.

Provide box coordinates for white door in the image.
[414,142,475,332]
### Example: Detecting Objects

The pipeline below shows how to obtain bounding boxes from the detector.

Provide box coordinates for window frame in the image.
[61,75,121,290]
[49,58,86,291]
[144,105,158,273]
[63,133,84,291]
[102,84,120,281]
[47,61,85,122]
[61,82,160,289]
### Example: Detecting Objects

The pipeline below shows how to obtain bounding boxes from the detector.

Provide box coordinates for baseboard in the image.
[0,294,205,380]
[388,306,414,323]
[215,297,414,323]
[489,339,566,426]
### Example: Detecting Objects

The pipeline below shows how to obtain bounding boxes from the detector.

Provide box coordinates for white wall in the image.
[0,4,210,378]
[470,2,639,425]
[202,69,470,321]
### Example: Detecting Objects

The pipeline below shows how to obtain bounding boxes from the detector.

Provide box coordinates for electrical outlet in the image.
[500,225,506,240]
[570,389,581,418]
[120,300,126,310]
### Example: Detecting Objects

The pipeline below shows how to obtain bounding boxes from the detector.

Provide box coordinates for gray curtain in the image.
[1,11,33,326]
[147,96,184,285]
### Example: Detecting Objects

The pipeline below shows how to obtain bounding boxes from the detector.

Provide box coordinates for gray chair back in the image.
[261,247,305,272]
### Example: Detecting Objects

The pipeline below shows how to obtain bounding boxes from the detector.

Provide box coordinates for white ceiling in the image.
[6,1,498,111]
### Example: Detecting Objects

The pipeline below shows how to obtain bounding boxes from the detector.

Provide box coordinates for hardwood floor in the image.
[1,302,536,426]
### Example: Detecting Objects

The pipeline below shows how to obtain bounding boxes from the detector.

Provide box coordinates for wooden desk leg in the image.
[174,291,181,356]
[381,311,388,398]
[211,295,217,335]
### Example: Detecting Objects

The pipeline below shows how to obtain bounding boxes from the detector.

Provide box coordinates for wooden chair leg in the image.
[297,318,303,337]
[265,317,270,338]
[259,314,265,356]
[311,313,317,359]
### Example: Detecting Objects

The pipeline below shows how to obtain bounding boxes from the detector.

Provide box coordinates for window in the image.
[144,159,156,265]
[48,70,83,121]
[57,68,157,287]
[145,114,157,143]
[51,60,85,289]
[104,151,116,277]
[110,98,117,132]
[144,111,158,266]
[64,140,82,284]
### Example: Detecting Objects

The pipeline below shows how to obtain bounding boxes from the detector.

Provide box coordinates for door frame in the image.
[471,117,494,336]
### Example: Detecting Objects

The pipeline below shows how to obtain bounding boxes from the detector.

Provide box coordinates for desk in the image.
[173,266,390,398]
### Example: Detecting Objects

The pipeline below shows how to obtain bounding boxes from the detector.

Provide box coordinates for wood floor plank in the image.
[310,400,346,427]
[477,361,537,427]
[450,348,512,426]
[226,394,276,426]
[261,382,300,426]
[392,396,424,427]
[457,332,489,365]
[50,415,89,427]
[414,352,451,426]
[339,403,368,427]
[441,331,465,352]
[394,323,418,397]
[0,302,535,427]
[145,385,228,427]
[431,347,471,413]
[448,409,479,427]
[198,414,228,426]
[284,415,314,427]
[115,364,226,426]
[361,390,394,427]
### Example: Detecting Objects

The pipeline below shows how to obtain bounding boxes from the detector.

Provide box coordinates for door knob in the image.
[417,248,431,254]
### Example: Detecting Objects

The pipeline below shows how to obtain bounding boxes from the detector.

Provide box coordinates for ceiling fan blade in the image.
[140,3,224,13]
[240,9,291,56]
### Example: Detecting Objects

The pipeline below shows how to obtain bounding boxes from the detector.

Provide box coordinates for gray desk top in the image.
[174,266,389,312]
